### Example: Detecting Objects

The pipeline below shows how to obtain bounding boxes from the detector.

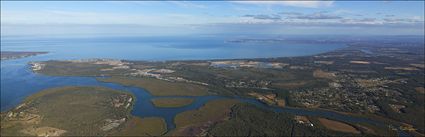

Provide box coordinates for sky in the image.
[1,1,424,36]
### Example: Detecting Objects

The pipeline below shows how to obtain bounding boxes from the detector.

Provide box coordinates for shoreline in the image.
[1,41,423,136]
[1,51,48,61]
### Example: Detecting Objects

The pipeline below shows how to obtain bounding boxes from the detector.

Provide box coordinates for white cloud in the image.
[233,1,334,8]
[169,1,207,9]
[0,9,237,26]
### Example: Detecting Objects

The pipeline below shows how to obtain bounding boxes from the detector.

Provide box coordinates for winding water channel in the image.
[1,55,410,136]
[0,36,409,136]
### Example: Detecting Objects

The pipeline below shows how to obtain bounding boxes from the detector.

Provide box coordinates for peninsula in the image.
[1,51,47,60]
[0,86,167,136]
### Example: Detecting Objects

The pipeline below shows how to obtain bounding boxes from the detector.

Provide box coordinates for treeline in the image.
[207,104,362,136]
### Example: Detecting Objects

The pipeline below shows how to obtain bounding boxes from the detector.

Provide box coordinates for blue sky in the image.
[1,1,424,36]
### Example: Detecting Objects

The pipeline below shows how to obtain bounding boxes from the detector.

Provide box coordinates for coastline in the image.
[1,41,423,136]
[1,51,48,61]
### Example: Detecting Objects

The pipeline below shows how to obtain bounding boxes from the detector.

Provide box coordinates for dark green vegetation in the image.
[151,98,194,108]
[0,86,166,136]
[171,100,393,136]
[31,41,425,135]
[1,51,47,60]
[208,104,371,136]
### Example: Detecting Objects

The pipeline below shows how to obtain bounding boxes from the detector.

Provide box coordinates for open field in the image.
[98,77,209,96]
[410,64,425,69]
[313,69,336,79]
[170,99,240,136]
[114,117,166,136]
[0,86,142,136]
[151,98,194,108]
[416,87,425,94]
[317,118,360,134]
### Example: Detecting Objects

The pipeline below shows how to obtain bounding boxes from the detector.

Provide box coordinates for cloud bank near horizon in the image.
[1,1,424,36]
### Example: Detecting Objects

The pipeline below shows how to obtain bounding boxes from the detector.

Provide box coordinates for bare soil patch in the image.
[350,61,370,64]
[384,67,419,71]
[318,118,360,134]
[410,64,425,69]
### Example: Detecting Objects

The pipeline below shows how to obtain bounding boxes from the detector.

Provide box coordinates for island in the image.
[0,86,167,136]
[1,51,47,60]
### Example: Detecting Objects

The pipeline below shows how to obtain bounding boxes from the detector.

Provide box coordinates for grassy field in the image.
[98,77,209,96]
[151,98,194,108]
[317,118,360,134]
[170,99,240,136]
[115,117,167,136]
[305,110,398,136]
[353,122,393,136]
[0,86,141,136]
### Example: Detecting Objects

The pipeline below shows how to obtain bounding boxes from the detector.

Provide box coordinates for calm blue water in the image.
[1,36,343,60]
[0,36,408,136]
